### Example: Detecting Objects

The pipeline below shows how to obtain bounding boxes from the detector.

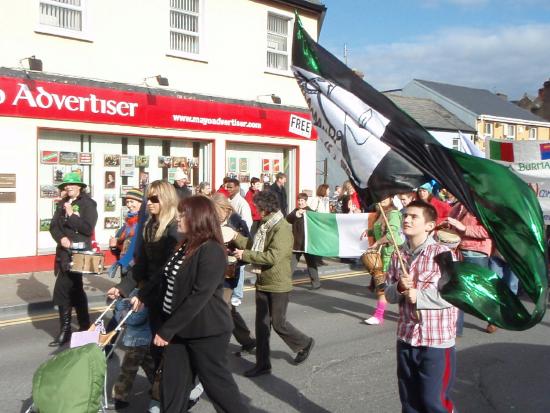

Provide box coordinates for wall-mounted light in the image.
[20,55,43,71]
[257,93,282,104]
[144,75,169,87]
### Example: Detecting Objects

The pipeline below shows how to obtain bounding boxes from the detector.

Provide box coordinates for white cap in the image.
[174,168,188,181]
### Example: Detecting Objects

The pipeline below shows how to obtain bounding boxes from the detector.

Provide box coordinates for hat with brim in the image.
[58,172,87,190]
[123,188,144,202]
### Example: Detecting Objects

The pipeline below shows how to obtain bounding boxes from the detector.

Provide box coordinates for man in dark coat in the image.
[49,172,98,346]
[269,172,288,216]
[173,168,192,199]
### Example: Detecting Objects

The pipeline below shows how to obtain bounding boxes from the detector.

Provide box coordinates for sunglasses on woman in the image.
[147,195,160,203]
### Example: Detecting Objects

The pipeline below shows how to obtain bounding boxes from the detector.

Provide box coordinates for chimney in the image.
[496,92,508,101]
[352,69,364,79]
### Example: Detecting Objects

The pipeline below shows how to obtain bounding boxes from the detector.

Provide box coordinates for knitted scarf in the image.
[250,210,284,274]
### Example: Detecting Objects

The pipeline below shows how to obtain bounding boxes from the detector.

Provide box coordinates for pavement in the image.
[0,258,365,321]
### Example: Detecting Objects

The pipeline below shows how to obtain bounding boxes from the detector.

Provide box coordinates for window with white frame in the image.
[39,0,85,33]
[452,136,460,151]
[483,122,493,137]
[503,124,515,139]
[529,127,537,140]
[170,0,201,56]
[267,13,291,71]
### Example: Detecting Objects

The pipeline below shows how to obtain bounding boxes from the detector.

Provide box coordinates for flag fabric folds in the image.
[291,15,547,330]
[304,211,374,257]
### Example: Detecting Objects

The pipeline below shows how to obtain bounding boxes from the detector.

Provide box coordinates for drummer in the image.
[360,195,404,325]
[49,172,98,346]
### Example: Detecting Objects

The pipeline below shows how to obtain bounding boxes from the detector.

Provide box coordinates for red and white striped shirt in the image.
[386,238,458,347]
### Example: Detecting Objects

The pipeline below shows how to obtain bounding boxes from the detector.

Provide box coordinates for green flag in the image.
[292,14,547,330]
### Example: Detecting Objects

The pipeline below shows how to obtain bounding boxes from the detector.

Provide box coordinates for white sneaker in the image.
[231,297,242,307]
[364,316,382,325]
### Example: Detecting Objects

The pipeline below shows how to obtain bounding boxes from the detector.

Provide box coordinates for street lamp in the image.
[257,93,282,104]
[144,75,170,87]
[20,55,43,71]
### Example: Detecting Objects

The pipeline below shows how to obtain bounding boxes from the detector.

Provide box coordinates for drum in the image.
[221,226,236,244]
[225,255,238,280]
[361,250,384,276]
[70,251,105,274]
[436,228,461,249]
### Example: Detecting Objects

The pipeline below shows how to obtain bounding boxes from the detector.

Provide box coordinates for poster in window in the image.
[105,171,116,189]
[40,185,60,198]
[59,152,78,165]
[104,194,117,212]
[167,168,177,184]
[41,151,59,164]
[135,155,149,168]
[139,172,149,191]
[262,159,271,172]
[104,217,121,229]
[39,219,52,232]
[239,174,250,183]
[78,152,93,165]
[104,154,121,167]
[120,185,133,197]
[228,157,237,173]
[158,156,172,168]
[239,158,248,173]
[272,159,281,173]
[260,173,272,185]
[71,165,84,180]
[120,155,135,177]
[53,165,71,185]
[172,157,188,168]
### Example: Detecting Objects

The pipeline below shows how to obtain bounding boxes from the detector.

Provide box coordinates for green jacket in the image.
[234,213,294,293]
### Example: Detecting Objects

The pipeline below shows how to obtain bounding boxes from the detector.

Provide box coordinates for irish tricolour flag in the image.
[304,212,374,257]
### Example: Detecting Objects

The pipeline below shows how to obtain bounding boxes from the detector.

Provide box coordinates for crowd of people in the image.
[47,170,520,412]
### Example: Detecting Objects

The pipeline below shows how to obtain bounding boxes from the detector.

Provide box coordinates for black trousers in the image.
[52,268,89,310]
[255,290,311,368]
[223,288,255,347]
[161,333,248,413]
[291,252,320,287]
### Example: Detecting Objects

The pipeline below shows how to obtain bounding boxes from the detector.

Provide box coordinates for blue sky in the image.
[317,0,550,99]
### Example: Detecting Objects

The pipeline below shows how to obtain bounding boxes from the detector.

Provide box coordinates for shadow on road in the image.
[292,279,400,324]
[454,342,550,412]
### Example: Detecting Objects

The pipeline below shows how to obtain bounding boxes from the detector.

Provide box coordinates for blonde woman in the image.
[108,180,180,326]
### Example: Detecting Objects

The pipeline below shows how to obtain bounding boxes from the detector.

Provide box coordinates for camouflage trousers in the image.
[112,345,156,402]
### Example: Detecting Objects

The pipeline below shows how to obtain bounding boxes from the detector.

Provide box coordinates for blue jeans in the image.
[489,256,519,295]
[397,341,456,413]
[456,251,489,336]
[231,266,245,301]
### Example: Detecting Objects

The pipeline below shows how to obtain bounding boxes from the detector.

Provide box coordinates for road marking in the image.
[0,270,367,328]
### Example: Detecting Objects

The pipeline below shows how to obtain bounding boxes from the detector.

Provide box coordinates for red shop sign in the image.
[0,76,317,140]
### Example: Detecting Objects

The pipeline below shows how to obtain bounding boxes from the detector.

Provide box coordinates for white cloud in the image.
[348,24,550,99]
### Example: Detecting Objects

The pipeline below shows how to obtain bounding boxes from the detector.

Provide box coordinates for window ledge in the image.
[166,52,208,64]
[35,25,93,42]
[264,68,294,78]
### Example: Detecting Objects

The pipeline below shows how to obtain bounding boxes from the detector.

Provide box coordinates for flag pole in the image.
[377,202,408,275]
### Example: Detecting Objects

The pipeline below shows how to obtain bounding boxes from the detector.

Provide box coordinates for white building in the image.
[0,0,326,270]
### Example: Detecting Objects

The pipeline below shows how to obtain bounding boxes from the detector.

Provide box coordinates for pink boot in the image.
[364,301,386,325]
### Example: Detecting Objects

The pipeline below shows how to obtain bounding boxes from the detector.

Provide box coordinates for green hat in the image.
[58,172,87,189]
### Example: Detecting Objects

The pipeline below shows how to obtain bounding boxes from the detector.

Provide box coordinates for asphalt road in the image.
[1,273,549,413]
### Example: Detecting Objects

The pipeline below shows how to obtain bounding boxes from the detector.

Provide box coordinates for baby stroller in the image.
[26,301,133,413]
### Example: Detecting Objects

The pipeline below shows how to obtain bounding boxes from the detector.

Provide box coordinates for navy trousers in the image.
[397,341,456,413]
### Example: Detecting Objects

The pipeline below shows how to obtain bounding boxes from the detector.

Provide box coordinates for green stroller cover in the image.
[32,343,106,413]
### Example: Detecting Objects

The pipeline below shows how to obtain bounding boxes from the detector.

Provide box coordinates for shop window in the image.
[169,0,202,58]
[529,127,537,140]
[37,130,208,253]
[37,0,90,40]
[267,13,291,72]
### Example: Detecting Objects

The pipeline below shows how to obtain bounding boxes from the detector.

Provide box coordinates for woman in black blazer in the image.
[132,195,249,413]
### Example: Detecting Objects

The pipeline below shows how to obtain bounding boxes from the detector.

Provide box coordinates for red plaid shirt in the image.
[388,239,458,347]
